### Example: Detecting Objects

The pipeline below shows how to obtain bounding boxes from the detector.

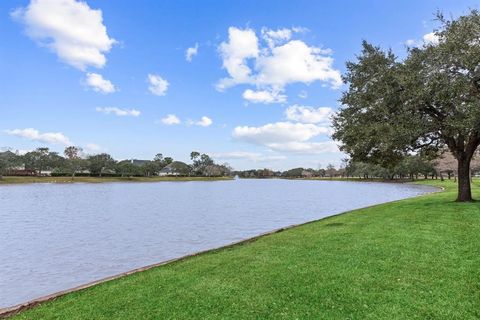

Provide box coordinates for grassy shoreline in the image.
[0,176,233,185]
[283,176,414,183]
[6,179,480,319]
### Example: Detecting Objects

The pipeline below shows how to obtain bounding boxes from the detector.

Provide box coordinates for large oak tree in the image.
[333,11,480,201]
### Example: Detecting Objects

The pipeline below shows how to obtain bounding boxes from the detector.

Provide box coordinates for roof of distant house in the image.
[130,159,149,166]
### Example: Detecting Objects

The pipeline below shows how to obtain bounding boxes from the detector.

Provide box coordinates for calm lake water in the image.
[0,179,436,308]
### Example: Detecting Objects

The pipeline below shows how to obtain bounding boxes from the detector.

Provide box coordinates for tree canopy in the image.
[333,10,480,201]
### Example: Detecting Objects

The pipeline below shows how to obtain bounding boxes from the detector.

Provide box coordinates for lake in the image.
[0,179,437,308]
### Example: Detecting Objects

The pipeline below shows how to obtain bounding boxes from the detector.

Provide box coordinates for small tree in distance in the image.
[326,164,336,178]
[64,146,83,180]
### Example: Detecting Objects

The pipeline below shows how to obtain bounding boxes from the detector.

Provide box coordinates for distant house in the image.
[130,159,149,167]
[39,170,53,177]
[7,169,36,176]
[0,150,16,159]
[159,165,180,176]
[301,170,314,178]
[102,169,116,175]
[159,161,191,176]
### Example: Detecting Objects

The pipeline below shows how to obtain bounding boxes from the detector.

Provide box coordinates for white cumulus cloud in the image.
[5,128,72,145]
[96,107,140,117]
[266,141,338,153]
[233,122,328,144]
[196,116,213,127]
[405,39,419,46]
[84,143,101,153]
[186,43,199,62]
[261,27,292,48]
[217,26,342,103]
[212,151,286,162]
[188,116,213,127]
[147,74,169,96]
[12,0,116,70]
[406,31,440,47]
[217,27,259,90]
[161,114,181,125]
[232,121,335,153]
[242,89,286,104]
[298,90,308,99]
[285,105,333,124]
[423,32,439,45]
[85,72,116,94]
[255,40,340,88]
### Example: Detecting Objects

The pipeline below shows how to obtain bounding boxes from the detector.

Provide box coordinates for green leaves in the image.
[334,10,480,168]
[334,10,480,200]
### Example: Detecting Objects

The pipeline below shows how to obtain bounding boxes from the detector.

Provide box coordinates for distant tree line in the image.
[345,152,480,181]
[233,152,480,181]
[0,147,232,180]
[344,156,436,180]
[3,147,477,182]
[235,164,345,179]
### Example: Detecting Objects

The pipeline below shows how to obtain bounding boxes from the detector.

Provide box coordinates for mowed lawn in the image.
[10,180,480,319]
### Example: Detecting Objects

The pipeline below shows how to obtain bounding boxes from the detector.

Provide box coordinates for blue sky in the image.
[1,0,478,170]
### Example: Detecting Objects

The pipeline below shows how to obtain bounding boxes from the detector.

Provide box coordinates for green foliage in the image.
[190,151,215,176]
[2,147,231,179]
[167,161,191,176]
[345,156,437,180]
[142,153,176,176]
[333,10,480,200]
[203,164,231,177]
[87,153,116,176]
[138,161,156,177]
[236,169,277,178]
[63,146,85,178]
[115,160,142,177]
[333,42,413,168]
[0,150,19,178]
[282,167,304,178]
[23,148,65,174]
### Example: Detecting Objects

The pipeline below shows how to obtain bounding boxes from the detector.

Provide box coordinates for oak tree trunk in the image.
[456,156,473,202]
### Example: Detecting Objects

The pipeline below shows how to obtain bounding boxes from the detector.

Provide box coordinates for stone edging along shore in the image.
[0,183,444,318]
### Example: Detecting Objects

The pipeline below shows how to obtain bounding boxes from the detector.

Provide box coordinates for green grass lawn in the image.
[8,179,480,319]
[0,176,232,184]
